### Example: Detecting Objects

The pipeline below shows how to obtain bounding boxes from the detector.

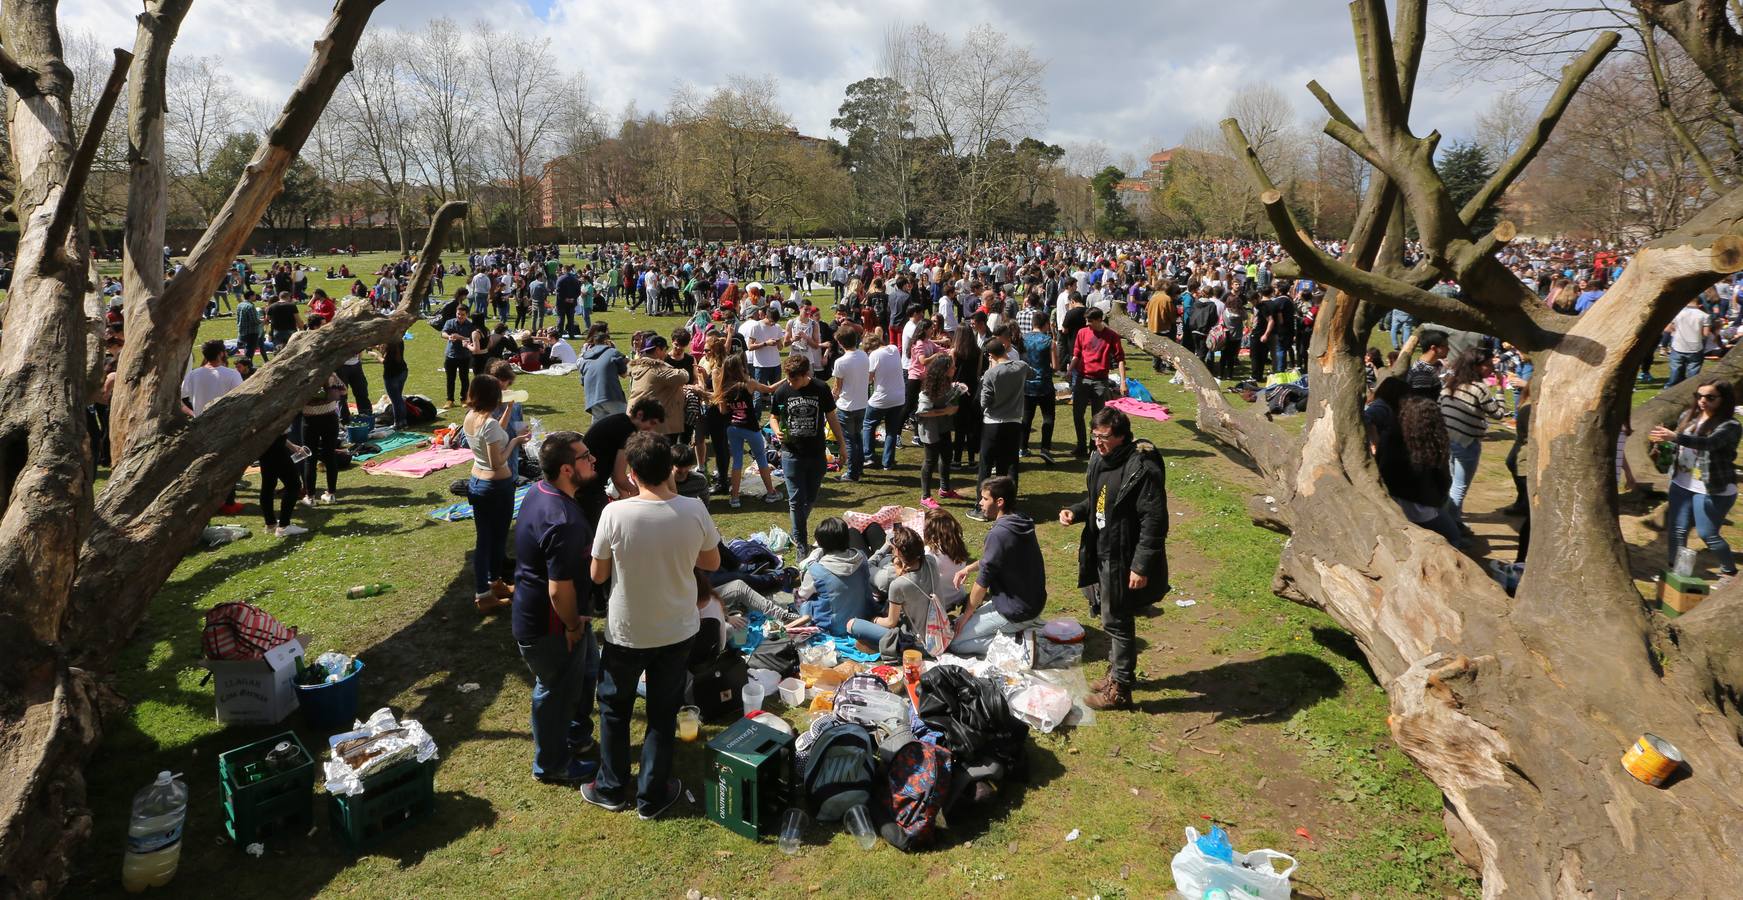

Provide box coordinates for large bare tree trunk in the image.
[1114,2,1743,894]
[0,5,477,898]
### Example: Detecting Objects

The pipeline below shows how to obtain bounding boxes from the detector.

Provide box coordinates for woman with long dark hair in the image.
[950,323,983,468]
[1650,378,1742,579]
[714,354,779,508]
[463,374,527,614]
[915,355,961,509]
[1438,348,1504,527]
[1378,395,1461,545]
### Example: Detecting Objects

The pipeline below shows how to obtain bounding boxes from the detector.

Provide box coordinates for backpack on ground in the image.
[797,717,878,822]
[877,739,953,852]
[202,601,296,661]
[405,394,438,424]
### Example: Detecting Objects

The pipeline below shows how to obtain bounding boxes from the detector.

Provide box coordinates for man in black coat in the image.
[1060,407,1168,710]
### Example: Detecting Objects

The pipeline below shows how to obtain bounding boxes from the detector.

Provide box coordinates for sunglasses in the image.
[1698,393,1721,401]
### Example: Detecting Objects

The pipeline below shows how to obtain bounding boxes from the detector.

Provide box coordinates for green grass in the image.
[68,252,1475,898]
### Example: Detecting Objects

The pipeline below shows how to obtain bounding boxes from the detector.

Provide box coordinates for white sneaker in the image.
[319,492,337,505]
[298,496,314,507]
[276,524,308,537]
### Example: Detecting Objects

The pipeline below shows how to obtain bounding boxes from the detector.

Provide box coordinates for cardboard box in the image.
[202,635,309,726]
[1659,586,1707,616]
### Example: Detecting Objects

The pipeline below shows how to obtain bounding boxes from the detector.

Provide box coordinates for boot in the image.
[490,579,514,600]
[1084,680,1133,711]
[1089,671,1115,694]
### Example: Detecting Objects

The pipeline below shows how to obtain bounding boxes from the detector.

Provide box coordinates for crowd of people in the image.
[101,228,1741,813]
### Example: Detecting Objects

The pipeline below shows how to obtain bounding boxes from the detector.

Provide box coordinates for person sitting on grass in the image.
[787,517,870,637]
[848,524,941,650]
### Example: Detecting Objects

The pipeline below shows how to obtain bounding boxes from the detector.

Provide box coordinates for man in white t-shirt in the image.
[1666,297,1712,387]
[740,305,786,413]
[831,325,871,482]
[863,330,907,470]
[181,338,244,417]
[587,432,721,819]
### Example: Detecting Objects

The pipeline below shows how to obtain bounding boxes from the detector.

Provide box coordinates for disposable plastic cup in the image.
[778,677,806,706]
[779,808,807,855]
[742,682,765,715]
[844,804,878,850]
[677,706,701,742]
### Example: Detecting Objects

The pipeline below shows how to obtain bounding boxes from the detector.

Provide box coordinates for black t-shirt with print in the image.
[772,379,836,459]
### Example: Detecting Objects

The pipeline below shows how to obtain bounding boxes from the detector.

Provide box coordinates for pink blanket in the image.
[842,504,926,534]
[1107,397,1172,422]
[362,447,473,478]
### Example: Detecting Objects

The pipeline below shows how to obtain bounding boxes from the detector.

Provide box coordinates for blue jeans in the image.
[596,636,693,813]
[726,424,769,471]
[383,370,408,428]
[839,408,866,480]
[753,365,781,415]
[947,603,1033,655]
[1667,350,1704,387]
[1272,341,1288,374]
[847,617,891,644]
[1390,313,1416,350]
[781,453,826,548]
[1667,482,1738,573]
[517,628,597,778]
[1447,437,1482,520]
[863,405,903,468]
[468,476,515,596]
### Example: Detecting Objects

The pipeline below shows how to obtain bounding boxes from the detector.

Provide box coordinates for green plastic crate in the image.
[217,732,314,846]
[1662,571,1710,594]
[327,757,435,851]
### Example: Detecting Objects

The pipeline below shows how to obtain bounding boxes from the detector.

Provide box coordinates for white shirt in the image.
[939,296,959,333]
[469,272,492,300]
[787,317,823,367]
[833,349,871,411]
[900,320,921,366]
[867,344,906,409]
[591,495,721,649]
[740,319,784,368]
[548,338,578,365]
[181,364,243,417]
[1670,305,1709,354]
[1055,290,1073,329]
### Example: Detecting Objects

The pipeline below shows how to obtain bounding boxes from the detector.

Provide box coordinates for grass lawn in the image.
[65,252,1478,897]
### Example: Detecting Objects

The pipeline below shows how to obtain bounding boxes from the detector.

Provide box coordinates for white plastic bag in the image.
[1010,682,1073,733]
[986,632,1030,672]
[1170,827,1296,900]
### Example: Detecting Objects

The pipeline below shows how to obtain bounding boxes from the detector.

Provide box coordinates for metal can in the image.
[1621,733,1684,787]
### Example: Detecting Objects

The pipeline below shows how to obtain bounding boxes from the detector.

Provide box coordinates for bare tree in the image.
[164,55,237,219]
[1109,1,1743,892]
[405,17,477,246]
[896,22,1046,242]
[476,24,568,246]
[340,34,415,252]
[1475,90,1533,159]
[670,77,810,241]
[62,27,130,243]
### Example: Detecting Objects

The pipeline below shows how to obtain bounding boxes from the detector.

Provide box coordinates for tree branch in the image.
[43,47,130,265]
[108,0,384,461]
[1460,31,1619,225]
[0,41,43,97]
[1640,13,1729,196]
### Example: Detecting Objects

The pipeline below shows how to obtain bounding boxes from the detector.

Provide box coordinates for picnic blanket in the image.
[841,504,926,534]
[518,362,577,377]
[428,482,534,522]
[1107,397,1171,422]
[351,431,429,462]
[363,447,472,478]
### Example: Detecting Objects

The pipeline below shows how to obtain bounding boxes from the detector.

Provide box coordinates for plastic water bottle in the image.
[346,582,392,599]
[528,417,545,448]
[121,771,187,892]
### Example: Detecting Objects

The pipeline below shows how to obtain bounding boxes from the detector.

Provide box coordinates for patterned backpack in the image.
[878,739,953,851]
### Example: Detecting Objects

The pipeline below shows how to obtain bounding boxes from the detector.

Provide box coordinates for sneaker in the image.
[319,492,337,505]
[298,495,314,508]
[836,472,856,482]
[729,497,742,509]
[581,781,630,813]
[762,490,782,504]
[219,501,244,515]
[939,489,963,500]
[965,509,988,523]
[637,778,684,820]
[440,401,455,410]
[921,496,940,511]
[276,524,308,538]
[536,758,599,786]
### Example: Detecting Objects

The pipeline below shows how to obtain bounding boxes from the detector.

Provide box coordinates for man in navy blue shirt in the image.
[513,431,601,784]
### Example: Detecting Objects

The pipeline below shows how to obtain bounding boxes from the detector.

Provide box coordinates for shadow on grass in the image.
[73,560,511,897]
[1311,626,1380,687]
[1135,652,1342,723]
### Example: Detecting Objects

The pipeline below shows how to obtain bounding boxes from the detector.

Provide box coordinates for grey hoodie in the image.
[980,355,1031,424]
[796,548,868,603]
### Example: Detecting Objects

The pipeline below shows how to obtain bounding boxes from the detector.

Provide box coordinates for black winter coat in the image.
[1069,439,1170,610]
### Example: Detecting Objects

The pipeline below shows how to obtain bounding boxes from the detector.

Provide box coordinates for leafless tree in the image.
[164,55,237,219]
[405,17,478,246]
[476,24,569,246]
[340,34,416,251]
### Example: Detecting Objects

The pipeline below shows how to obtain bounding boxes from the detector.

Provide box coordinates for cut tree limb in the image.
[108,0,384,463]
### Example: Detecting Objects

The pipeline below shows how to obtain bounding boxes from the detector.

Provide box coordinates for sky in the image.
[57,0,1536,170]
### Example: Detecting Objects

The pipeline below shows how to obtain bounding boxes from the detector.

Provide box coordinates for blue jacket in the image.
[580,343,627,408]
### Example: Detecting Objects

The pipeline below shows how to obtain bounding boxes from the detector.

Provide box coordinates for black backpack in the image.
[1188,302,1217,336]
[799,719,878,822]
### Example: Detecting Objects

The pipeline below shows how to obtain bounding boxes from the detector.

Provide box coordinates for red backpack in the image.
[878,740,952,851]
[201,601,296,661]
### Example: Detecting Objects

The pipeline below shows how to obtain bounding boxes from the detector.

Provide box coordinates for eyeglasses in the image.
[1697,393,1721,401]
[1092,431,1117,442]
[575,449,595,462]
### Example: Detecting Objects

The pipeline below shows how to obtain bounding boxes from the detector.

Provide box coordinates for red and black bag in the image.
[201,601,296,661]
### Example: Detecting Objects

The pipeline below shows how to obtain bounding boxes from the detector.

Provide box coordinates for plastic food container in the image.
[778,677,805,706]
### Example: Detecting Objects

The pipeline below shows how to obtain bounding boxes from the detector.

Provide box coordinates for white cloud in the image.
[59,0,1526,160]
